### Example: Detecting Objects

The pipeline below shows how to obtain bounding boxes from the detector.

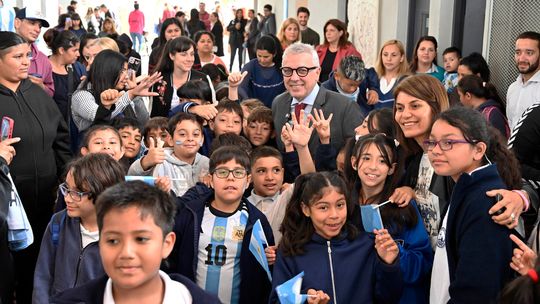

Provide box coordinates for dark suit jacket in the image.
[272,86,364,156]
[247,18,260,46]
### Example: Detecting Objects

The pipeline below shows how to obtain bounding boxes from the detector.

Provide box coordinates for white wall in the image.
[428,0,454,63]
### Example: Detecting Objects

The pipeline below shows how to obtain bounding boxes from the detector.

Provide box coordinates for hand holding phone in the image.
[127,56,141,78]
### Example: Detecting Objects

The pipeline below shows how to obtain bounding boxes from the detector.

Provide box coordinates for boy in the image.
[128,113,209,197]
[240,98,265,134]
[209,100,244,137]
[247,146,290,243]
[321,55,381,115]
[33,154,125,303]
[112,117,143,171]
[170,146,274,304]
[51,181,220,303]
[143,117,173,149]
[245,106,275,147]
[443,46,462,92]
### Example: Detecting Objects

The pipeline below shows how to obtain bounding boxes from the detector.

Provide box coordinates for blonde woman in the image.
[277,17,301,50]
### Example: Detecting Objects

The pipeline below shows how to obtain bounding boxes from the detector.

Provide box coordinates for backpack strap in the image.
[51,211,67,247]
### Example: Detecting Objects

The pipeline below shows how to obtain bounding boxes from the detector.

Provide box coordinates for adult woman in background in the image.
[210,12,224,57]
[0,31,71,303]
[227,8,247,71]
[370,39,410,111]
[71,50,160,133]
[238,34,285,107]
[81,37,119,69]
[277,18,301,50]
[194,30,227,70]
[148,18,182,73]
[150,37,213,117]
[316,19,361,82]
[44,29,87,122]
[85,7,99,34]
[187,8,206,40]
[409,36,444,82]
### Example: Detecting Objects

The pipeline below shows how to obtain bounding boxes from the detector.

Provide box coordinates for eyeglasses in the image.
[212,168,248,179]
[59,183,91,202]
[422,139,474,151]
[280,66,318,77]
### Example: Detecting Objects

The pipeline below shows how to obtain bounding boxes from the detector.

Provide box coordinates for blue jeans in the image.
[130,32,143,53]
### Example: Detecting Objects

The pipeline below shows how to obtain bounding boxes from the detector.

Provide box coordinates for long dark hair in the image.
[82,49,127,103]
[436,107,521,189]
[255,34,282,69]
[78,33,98,66]
[155,36,196,74]
[279,172,357,256]
[457,74,506,114]
[158,18,183,46]
[410,35,438,73]
[346,133,417,232]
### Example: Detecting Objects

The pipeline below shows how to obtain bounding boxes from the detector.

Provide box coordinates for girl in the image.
[409,36,444,82]
[150,37,213,118]
[33,154,125,303]
[427,106,517,303]
[69,13,87,38]
[71,50,160,133]
[78,33,98,68]
[238,34,285,108]
[148,18,183,73]
[347,134,433,303]
[194,31,227,70]
[316,19,361,82]
[372,40,410,110]
[393,74,526,247]
[186,9,205,40]
[271,171,402,303]
[457,74,509,138]
[277,18,301,50]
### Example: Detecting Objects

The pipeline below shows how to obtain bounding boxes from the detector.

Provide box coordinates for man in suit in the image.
[245,9,259,60]
[272,42,363,157]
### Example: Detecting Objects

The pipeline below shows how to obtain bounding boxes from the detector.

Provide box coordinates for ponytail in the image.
[486,125,521,189]
[458,75,506,115]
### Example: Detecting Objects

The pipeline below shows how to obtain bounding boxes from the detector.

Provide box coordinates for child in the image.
[240,98,265,134]
[427,107,516,303]
[499,260,540,304]
[112,117,143,170]
[80,125,125,161]
[129,113,209,197]
[209,99,243,137]
[347,134,433,303]
[245,106,275,147]
[33,154,125,303]
[143,117,173,148]
[51,181,220,303]
[271,171,403,303]
[54,125,125,213]
[248,146,288,242]
[442,47,461,92]
[170,146,275,304]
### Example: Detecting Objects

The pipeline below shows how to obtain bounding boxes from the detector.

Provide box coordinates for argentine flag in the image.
[249,219,272,281]
[276,271,309,304]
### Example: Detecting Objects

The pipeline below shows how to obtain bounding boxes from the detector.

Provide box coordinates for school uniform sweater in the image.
[270,232,403,304]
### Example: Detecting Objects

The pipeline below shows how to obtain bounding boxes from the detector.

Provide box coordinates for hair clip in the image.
[394,139,400,147]
[482,82,486,87]
[528,269,539,283]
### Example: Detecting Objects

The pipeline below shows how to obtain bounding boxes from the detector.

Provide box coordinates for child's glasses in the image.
[423,139,474,151]
[59,183,91,202]
[212,168,248,179]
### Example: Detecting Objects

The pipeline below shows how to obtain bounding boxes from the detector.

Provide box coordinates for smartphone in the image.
[1,116,14,141]
[127,56,141,78]
[492,193,506,216]
[66,17,71,23]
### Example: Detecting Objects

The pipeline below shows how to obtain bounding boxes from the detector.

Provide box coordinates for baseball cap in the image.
[15,7,50,28]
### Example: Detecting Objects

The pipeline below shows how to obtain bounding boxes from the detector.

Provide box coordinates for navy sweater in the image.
[270,232,403,304]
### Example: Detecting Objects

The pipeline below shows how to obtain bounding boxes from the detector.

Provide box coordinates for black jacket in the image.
[0,79,71,240]
[227,18,247,46]
[0,158,15,304]
[211,21,224,57]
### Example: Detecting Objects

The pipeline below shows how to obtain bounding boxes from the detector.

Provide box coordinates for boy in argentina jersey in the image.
[197,201,249,303]
[169,146,275,304]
